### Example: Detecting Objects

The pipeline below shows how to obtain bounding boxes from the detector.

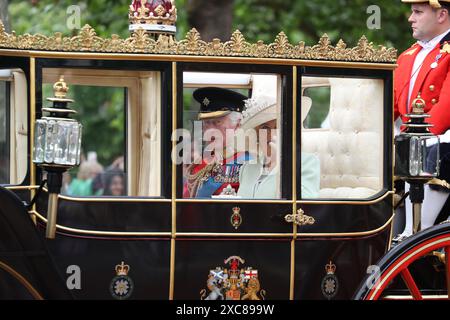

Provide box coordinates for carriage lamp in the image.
[394,93,440,233]
[32,77,82,239]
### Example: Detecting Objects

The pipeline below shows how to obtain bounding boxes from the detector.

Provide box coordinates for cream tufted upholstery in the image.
[301,77,384,199]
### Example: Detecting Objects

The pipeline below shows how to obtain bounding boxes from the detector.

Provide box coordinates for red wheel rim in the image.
[366,234,450,300]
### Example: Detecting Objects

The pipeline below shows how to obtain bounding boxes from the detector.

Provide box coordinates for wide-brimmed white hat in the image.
[241,95,313,130]
[241,95,277,130]
[301,96,312,126]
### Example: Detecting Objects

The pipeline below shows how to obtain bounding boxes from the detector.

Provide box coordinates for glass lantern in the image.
[32,76,82,239]
[395,134,440,179]
[395,93,440,180]
[394,93,440,234]
[33,118,82,167]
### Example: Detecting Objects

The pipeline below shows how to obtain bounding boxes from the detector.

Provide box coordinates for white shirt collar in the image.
[417,27,450,50]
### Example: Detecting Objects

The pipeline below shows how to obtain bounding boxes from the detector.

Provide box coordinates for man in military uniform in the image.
[395,0,450,239]
[183,87,250,198]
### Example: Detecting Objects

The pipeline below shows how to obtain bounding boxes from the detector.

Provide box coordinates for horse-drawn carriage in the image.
[0,1,448,300]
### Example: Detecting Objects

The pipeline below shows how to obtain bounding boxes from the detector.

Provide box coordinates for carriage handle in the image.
[284,208,315,226]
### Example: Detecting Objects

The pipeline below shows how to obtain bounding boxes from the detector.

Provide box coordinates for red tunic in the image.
[394,34,450,135]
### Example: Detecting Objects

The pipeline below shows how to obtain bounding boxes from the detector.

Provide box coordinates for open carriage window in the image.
[180,72,283,199]
[0,69,28,185]
[301,76,384,200]
[42,68,162,197]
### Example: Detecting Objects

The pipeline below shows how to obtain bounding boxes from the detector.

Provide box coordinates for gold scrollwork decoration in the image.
[0,20,397,62]
[0,21,5,43]
[269,32,294,58]
[225,30,250,56]
[284,208,315,226]
[177,28,207,55]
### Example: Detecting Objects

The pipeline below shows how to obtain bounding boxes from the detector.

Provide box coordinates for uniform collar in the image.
[440,29,450,46]
[417,27,450,50]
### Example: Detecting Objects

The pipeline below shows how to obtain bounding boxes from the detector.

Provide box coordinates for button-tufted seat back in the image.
[302,78,384,199]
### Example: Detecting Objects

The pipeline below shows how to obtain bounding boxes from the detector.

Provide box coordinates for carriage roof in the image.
[0,21,397,69]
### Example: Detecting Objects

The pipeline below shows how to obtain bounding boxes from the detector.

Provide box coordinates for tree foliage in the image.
[0,0,10,32]
[187,0,234,41]
[234,0,412,52]
[8,0,413,51]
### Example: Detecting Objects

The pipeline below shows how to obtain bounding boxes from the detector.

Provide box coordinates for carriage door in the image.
[34,59,173,299]
[173,63,294,300]
[295,66,394,299]
[0,57,29,189]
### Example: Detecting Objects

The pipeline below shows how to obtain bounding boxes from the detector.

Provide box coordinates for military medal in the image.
[110,261,134,300]
[431,53,442,69]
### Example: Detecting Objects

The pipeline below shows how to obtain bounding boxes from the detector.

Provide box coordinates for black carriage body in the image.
[0,34,396,300]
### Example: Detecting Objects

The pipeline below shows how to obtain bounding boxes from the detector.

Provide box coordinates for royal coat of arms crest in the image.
[200,256,266,300]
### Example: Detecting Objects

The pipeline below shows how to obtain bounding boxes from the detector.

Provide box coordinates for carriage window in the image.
[0,69,28,185]
[301,76,384,200]
[303,86,331,129]
[42,68,162,197]
[180,72,283,199]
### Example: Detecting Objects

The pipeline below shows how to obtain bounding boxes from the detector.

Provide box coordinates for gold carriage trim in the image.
[0,21,397,63]
[428,178,450,190]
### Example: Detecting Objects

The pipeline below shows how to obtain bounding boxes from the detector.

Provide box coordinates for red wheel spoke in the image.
[400,268,423,300]
[446,246,450,300]
[364,234,450,300]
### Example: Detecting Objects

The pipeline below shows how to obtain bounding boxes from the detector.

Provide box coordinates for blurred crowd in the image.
[62,152,126,197]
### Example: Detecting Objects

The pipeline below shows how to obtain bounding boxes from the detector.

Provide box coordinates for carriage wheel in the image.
[354,222,450,300]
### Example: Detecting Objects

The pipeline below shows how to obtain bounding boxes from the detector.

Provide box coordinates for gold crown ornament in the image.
[411,92,426,114]
[46,76,74,104]
[45,76,75,107]
[115,261,130,276]
[129,0,177,35]
[53,77,69,99]
[325,261,337,274]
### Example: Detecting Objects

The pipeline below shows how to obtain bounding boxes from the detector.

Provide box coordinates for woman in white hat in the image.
[237,95,320,199]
